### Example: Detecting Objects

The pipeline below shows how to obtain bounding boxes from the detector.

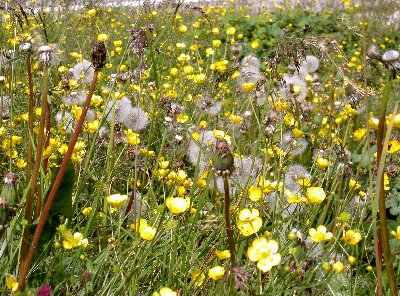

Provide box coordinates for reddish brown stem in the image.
[124,189,136,219]
[20,66,49,265]
[17,71,98,291]
[26,56,34,184]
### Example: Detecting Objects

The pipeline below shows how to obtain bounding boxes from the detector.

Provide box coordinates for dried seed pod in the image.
[91,41,107,70]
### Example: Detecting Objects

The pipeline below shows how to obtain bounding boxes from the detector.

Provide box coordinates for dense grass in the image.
[1,0,400,295]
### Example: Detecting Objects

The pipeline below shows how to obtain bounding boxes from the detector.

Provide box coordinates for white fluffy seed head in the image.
[72,59,95,84]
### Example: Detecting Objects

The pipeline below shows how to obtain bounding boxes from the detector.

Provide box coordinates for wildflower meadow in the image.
[1,0,400,295]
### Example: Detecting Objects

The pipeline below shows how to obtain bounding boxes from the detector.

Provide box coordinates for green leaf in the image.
[47,160,75,219]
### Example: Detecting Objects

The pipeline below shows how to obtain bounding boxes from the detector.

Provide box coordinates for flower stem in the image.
[19,65,49,265]
[223,176,236,268]
[17,71,99,291]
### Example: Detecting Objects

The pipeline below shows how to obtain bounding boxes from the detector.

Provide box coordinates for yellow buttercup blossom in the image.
[248,186,263,202]
[6,276,18,291]
[305,187,326,204]
[237,208,262,236]
[106,193,128,208]
[166,196,190,215]
[332,261,344,273]
[124,129,141,145]
[349,179,361,190]
[388,139,400,154]
[247,237,281,272]
[208,266,225,280]
[241,82,256,93]
[97,33,108,42]
[342,229,362,245]
[353,128,367,140]
[391,226,400,240]
[215,249,231,260]
[139,225,156,240]
[152,287,177,296]
[316,157,329,169]
[191,268,205,286]
[308,225,333,243]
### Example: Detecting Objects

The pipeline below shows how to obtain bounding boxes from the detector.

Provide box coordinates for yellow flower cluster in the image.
[131,219,156,241]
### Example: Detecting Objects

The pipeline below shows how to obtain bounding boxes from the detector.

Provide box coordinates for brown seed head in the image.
[91,41,107,70]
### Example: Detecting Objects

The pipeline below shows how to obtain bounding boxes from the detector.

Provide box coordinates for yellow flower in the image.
[247,237,281,272]
[342,229,362,245]
[6,276,18,291]
[82,207,93,217]
[368,117,379,129]
[226,27,236,35]
[391,225,400,240]
[388,139,400,154]
[305,187,326,204]
[332,261,344,273]
[316,157,329,169]
[353,128,366,140]
[179,25,188,32]
[191,268,205,286]
[166,196,190,215]
[58,226,88,249]
[248,186,263,202]
[97,33,108,42]
[393,113,400,128]
[139,225,156,240]
[237,208,262,236]
[308,225,333,243]
[292,128,304,138]
[229,114,243,124]
[106,193,128,208]
[349,179,361,190]
[241,82,256,93]
[152,287,177,296]
[285,190,306,204]
[124,129,141,145]
[215,249,231,260]
[284,113,295,126]
[208,266,225,280]
[348,256,357,265]
[251,40,260,49]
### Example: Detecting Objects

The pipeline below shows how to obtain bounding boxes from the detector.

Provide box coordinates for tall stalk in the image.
[376,80,397,296]
[17,40,106,290]
[223,176,236,268]
[19,63,49,263]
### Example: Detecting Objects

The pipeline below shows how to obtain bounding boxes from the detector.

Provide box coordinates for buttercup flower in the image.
[208,266,225,280]
[247,237,281,272]
[342,229,362,245]
[166,196,190,215]
[391,226,400,239]
[237,208,262,236]
[309,225,333,243]
[106,193,128,208]
[191,268,205,286]
[305,187,326,204]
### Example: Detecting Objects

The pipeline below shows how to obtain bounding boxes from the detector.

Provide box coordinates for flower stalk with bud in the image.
[213,139,236,268]
[17,41,106,291]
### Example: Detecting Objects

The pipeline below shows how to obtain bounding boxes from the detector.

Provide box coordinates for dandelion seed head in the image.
[62,88,87,106]
[285,164,311,192]
[197,93,222,115]
[1,96,10,119]
[55,110,75,134]
[280,74,308,103]
[300,55,319,73]
[282,131,308,156]
[71,59,95,84]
